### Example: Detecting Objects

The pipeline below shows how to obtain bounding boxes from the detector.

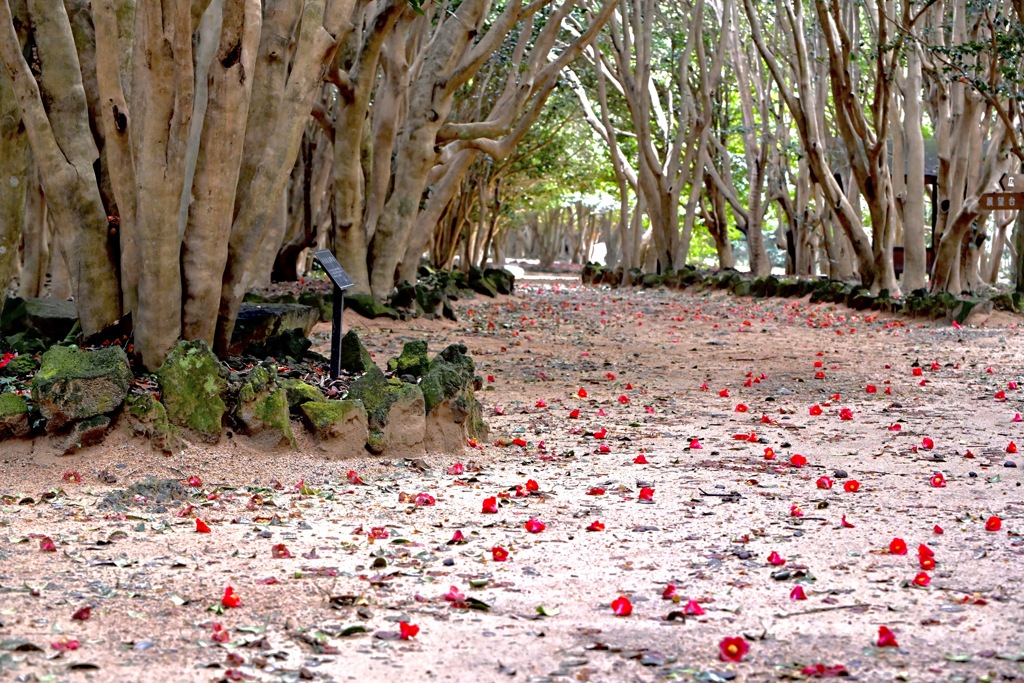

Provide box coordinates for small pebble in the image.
[833,469,848,479]
[969,471,978,478]
[1005,461,1017,468]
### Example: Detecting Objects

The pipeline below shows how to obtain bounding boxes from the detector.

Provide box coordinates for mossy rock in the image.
[387,340,430,378]
[340,329,377,374]
[729,279,753,297]
[58,415,111,455]
[239,387,295,447]
[678,268,702,287]
[280,378,326,409]
[0,391,30,439]
[421,360,469,415]
[301,399,368,444]
[484,268,515,295]
[298,290,332,322]
[237,362,277,404]
[0,353,39,377]
[32,345,132,434]
[156,340,228,442]
[949,299,993,326]
[124,393,177,453]
[0,297,79,345]
[346,293,399,320]
[751,276,780,298]
[346,368,425,454]
[581,262,603,285]
[640,273,664,289]
[468,267,499,298]
[228,303,318,355]
[990,293,1018,314]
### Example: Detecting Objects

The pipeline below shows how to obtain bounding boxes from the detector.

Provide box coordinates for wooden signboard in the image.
[980,192,1024,211]
[999,174,1024,191]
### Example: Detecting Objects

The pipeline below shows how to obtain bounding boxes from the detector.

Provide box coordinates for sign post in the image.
[999,174,1024,191]
[980,191,1024,211]
[312,250,355,379]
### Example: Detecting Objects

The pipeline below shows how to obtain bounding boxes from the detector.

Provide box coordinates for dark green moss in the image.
[156,340,227,441]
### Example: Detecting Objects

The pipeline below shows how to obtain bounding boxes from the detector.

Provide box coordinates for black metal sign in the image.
[313,249,355,291]
[312,250,354,379]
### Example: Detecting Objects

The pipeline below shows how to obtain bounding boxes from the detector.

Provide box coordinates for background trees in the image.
[0,0,1022,369]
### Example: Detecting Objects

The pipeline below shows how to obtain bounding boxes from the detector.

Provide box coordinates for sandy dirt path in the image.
[1,277,1023,682]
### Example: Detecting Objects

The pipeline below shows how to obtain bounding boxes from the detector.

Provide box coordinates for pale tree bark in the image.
[0,65,27,290]
[744,0,875,286]
[127,0,195,368]
[19,167,49,298]
[331,0,409,295]
[0,0,121,334]
[215,0,357,353]
[93,0,138,313]
[897,37,927,291]
[181,0,260,345]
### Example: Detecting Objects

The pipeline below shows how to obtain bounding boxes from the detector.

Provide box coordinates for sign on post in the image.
[312,249,355,379]
[980,192,1024,211]
[999,174,1024,191]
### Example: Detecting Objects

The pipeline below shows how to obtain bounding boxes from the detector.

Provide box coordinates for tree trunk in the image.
[181,0,260,346]
[0,65,28,291]
[0,0,121,334]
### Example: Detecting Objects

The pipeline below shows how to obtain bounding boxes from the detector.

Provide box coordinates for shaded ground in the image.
[2,276,1023,683]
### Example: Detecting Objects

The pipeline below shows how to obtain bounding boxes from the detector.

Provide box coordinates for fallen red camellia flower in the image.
[719,388,730,397]
[221,586,241,608]
[482,496,498,514]
[71,606,92,620]
[638,487,655,501]
[491,546,509,561]
[816,476,833,489]
[593,428,608,439]
[719,636,750,662]
[271,543,292,559]
[662,584,677,600]
[634,454,649,463]
[930,473,946,488]
[683,598,705,615]
[764,447,776,460]
[809,405,823,416]
[801,664,848,678]
[889,538,907,555]
[525,518,546,533]
[877,625,898,647]
[39,536,57,552]
[347,470,364,485]
[210,622,230,643]
[195,518,211,533]
[767,551,786,565]
[443,586,465,603]
[839,407,853,420]
[587,520,605,532]
[399,621,419,640]
[62,470,82,483]
[578,388,588,398]
[933,524,943,534]
[840,514,855,528]
[790,454,807,467]
[526,479,540,492]
[986,515,1002,531]
[51,636,79,652]
[447,462,464,475]
[449,530,466,544]
[843,480,860,492]
[688,439,702,449]
[610,596,632,616]
[187,475,203,487]
[735,403,748,412]
[921,436,934,450]
[568,408,580,419]
[1007,441,1018,454]
[790,585,807,600]
[912,572,930,587]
